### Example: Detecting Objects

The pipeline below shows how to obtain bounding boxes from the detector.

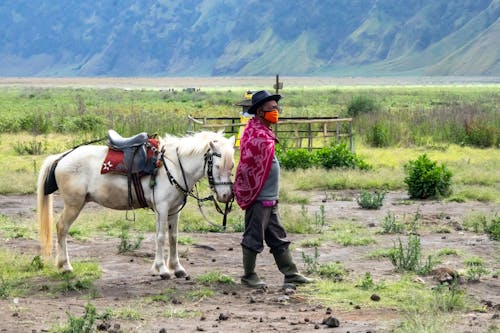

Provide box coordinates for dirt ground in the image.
[0,191,499,333]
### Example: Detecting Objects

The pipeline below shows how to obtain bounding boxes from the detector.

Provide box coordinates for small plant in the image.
[317,262,348,282]
[195,271,234,285]
[118,228,144,253]
[302,246,320,274]
[404,154,453,199]
[347,95,380,117]
[432,282,465,311]
[12,139,46,155]
[484,215,500,241]
[61,302,97,333]
[357,190,385,209]
[314,205,327,231]
[356,272,375,290]
[464,257,489,282]
[389,234,434,275]
[379,212,405,234]
[367,123,390,147]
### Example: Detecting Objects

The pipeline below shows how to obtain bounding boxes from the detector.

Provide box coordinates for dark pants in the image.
[241,202,290,254]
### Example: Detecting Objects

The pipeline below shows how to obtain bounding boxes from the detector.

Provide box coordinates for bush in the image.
[357,190,385,209]
[404,154,452,199]
[314,143,370,170]
[276,148,314,170]
[366,123,390,147]
[347,95,379,117]
[276,143,371,171]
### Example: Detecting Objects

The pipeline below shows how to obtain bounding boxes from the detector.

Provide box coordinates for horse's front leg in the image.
[151,208,171,279]
[166,212,187,278]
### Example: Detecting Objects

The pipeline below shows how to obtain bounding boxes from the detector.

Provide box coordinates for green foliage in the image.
[276,148,314,170]
[366,122,390,147]
[464,118,498,148]
[12,139,46,155]
[277,143,371,171]
[379,212,405,234]
[357,190,385,209]
[347,95,380,117]
[60,303,97,333]
[464,257,489,282]
[389,234,434,275]
[117,228,144,253]
[195,271,234,285]
[301,246,320,274]
[404,154,453,199]
[317,262,348,282]
[462,213,500,240]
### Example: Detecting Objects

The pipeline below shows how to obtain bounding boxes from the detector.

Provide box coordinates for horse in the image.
[37,130,235,279]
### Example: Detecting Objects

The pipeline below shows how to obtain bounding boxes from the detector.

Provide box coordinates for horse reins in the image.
[158,147,234,229]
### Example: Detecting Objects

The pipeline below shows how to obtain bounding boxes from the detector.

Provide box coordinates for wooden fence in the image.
[187,115,353,152]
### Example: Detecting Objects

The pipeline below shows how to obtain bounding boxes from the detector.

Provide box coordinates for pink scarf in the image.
[234,117,277,210]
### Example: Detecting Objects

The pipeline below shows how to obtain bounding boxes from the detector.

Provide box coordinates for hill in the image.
[0,0,498,76]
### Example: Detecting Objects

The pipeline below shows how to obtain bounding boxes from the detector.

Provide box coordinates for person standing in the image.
[233,90,313,288]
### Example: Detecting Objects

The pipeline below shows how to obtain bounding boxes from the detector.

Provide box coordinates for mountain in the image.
[0,0,498,77]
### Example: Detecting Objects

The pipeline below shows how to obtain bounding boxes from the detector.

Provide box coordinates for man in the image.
[233,90,313,288]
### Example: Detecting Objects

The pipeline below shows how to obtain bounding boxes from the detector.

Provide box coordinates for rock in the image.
[322,316,340,327]
[370,294,381,301]
[431,267,460,284]
[218,313,229,321]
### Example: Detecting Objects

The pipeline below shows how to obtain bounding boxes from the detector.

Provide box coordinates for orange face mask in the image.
[263,110,279,124]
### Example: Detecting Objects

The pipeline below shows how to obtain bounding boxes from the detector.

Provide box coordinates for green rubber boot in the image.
[273,249,314,285]
[241,247,267,289]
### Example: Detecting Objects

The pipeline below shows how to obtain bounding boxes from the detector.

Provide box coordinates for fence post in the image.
[349,120,354,153]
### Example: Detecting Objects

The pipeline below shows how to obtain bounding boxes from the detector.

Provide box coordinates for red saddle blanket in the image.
[101,138,160,175]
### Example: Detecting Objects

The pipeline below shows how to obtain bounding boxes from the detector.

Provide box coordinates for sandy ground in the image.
[0,191,499,333]
[0,76,499,90]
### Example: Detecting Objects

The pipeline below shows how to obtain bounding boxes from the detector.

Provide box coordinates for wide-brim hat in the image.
[247,90,281,114]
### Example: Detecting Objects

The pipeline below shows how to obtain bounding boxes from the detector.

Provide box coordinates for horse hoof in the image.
[175,270,187,278]
[160,273,171,280]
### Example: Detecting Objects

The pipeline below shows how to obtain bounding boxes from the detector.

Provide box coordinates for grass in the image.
[0,249,101,298]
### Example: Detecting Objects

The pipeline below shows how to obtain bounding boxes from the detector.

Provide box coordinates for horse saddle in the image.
[106,129,156,175]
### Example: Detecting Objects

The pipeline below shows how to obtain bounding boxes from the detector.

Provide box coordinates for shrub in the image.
[276,143,371,171]
[404,154,452,199]
[357,190,385,209]
[379,212,405,234]
[347,95,379,117]
[59,114,106,133]
[314,143,370,170]
[389,234,434,275]
[276,148,314,170]
[12,139,46,155]
[366,123,390,147]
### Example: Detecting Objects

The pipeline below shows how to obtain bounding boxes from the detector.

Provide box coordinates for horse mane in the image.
[160,131,229,159]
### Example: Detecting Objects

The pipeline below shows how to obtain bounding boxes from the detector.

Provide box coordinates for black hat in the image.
[247,90,281,114]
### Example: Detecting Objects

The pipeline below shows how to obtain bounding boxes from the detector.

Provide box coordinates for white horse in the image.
[37,130,235,279]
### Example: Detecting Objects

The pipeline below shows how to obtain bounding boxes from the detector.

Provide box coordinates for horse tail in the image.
[37,154,60,258]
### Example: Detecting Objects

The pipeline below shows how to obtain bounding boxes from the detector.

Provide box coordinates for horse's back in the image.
[55,145,108,195]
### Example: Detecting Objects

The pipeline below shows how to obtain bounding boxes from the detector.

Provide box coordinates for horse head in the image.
[206,134,235,203]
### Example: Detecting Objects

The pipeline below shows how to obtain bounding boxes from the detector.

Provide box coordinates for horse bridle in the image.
[159,147,234,229]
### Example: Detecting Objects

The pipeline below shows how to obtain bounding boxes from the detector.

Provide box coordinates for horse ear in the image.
[229,136,236,146]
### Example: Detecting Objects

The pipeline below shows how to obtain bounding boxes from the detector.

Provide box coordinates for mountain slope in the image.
[0,0,498,76]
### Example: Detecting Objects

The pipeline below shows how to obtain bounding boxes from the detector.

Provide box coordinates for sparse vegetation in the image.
[357,190,385,209]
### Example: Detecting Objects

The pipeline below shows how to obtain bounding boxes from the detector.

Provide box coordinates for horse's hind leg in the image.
[56,203,84,272]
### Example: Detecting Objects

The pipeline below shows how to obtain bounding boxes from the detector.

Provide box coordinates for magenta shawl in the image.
[234,117,277,210]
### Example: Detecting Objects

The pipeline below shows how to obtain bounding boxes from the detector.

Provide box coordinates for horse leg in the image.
[56,203,83,272]
[166,213,187,278]
[151,208,171,279]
